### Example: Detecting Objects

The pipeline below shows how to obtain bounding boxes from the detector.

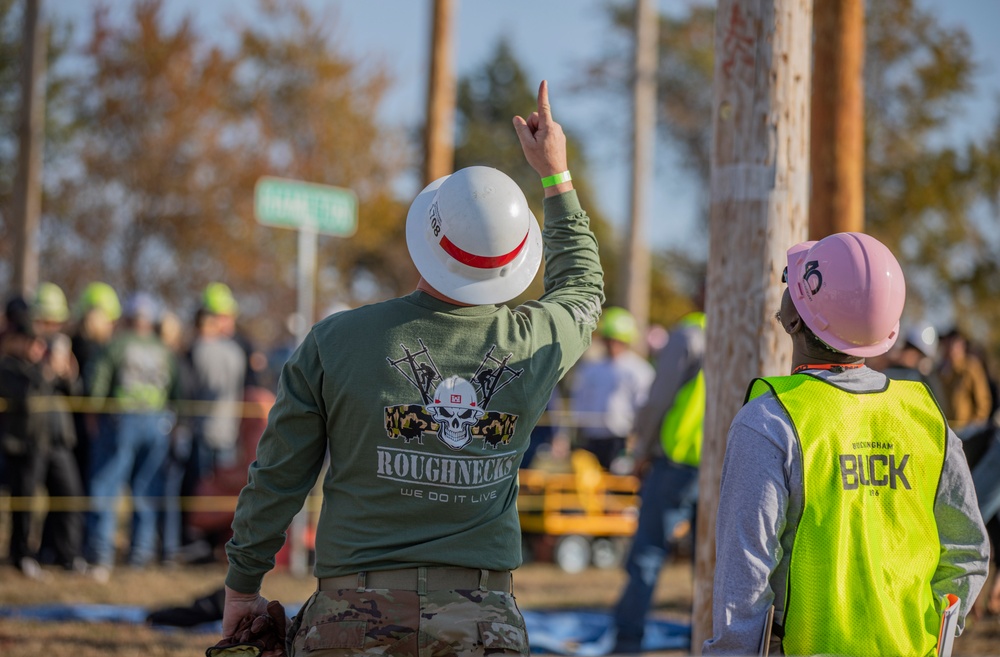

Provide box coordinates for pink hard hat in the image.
[785,232,905,357]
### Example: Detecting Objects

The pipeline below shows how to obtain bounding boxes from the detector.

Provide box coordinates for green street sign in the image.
[254,176,358,237]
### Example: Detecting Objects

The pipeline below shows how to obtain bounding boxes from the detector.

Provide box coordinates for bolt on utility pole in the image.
[423,0,457,186]
[12,0,47,297]
[622,0,658,348]
[692,0,812,651]
[810,0,865,238]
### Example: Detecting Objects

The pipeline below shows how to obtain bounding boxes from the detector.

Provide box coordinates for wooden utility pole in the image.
[622,0,658,346]
[692,0,812,651]
[12,0,47,297]
[810,0,865,238]
[423,0,456,186]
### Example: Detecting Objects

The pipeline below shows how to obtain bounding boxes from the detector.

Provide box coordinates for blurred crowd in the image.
[0,281,275,583]
[2,284,999,617]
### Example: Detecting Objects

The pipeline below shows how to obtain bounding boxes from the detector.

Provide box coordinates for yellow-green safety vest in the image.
[659,312,705,467]
[748,374,948,657]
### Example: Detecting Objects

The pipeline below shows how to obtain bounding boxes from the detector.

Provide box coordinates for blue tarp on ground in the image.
[0,603,151,624]
[522,610,690,655]
[0,604,690,655]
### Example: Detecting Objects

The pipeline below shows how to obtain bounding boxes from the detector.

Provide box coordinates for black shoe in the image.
[146,588,226,627]
[612,635,643,654]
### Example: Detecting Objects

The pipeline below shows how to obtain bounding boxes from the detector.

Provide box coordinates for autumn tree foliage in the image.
[0,0,26,284]
[233,0,413,319]
[3,0,698,347]
[453,39,696,325]
[863,0,1000,346]
[588,0,1000,353]
[452,40,616,306]
[52,2,246,302]
[11,0,411,345]
[8,0,999,354]
[579,2,717,324]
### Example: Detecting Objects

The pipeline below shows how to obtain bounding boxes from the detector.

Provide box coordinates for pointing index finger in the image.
[537,80,552,123]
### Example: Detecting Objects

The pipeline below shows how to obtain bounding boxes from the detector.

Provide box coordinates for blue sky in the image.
[46,0,1000,254]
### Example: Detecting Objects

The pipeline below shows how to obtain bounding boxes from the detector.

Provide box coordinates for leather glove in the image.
[209,587,287,657]
[221,586,268,638]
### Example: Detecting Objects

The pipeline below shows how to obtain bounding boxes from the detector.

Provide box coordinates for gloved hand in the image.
[221,586,269,642]
[210,589,287,657]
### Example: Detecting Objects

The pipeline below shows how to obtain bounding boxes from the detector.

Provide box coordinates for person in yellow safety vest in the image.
[611,293,705,654]
[703,233,990,657]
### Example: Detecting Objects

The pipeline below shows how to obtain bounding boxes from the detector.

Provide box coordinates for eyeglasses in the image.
[781,266,788,283]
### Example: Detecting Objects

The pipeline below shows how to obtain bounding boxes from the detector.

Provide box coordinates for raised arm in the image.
[510,80,604,386]
[513,80,574,198]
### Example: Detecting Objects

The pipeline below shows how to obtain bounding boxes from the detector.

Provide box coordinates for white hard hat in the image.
[406,166,542,305]
[427,376,483,414]
[904,323,938,358]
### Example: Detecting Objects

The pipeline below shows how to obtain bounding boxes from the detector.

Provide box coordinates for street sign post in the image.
[253,175,357,578]
[254,176,358,237]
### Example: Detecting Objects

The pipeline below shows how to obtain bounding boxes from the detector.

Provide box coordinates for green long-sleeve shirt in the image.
[226,190,604,593]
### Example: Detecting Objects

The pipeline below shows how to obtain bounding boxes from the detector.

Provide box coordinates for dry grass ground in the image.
[0,559,685,657]
[0,558,997,656]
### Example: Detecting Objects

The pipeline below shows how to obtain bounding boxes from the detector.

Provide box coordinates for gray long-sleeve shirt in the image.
[189,335,246,450]
[569,350,654,439]
[703,366,990,655]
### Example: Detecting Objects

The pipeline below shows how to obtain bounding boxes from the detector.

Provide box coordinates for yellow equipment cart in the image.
[517,450,640,573]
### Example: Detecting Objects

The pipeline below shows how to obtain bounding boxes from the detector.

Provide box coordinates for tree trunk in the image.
[810,0,865,238]
[692,0,812,650]
[622,0,658,348]
[12,0,46,297]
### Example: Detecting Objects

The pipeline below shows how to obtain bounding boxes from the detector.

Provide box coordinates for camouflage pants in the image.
[287,587,529,656]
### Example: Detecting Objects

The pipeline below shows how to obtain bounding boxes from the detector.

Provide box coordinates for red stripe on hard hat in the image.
[439,232,528,269]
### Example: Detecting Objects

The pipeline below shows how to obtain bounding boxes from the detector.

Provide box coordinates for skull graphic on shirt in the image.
[426,376,485,449]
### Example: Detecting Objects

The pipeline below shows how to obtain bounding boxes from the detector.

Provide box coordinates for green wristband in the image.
[541,170,572,188]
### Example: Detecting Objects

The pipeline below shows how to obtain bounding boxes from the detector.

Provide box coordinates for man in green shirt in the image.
[221,80,604,656]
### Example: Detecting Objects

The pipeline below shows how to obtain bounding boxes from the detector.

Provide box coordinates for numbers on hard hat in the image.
[430,202,442,237]
[803,261,823,295]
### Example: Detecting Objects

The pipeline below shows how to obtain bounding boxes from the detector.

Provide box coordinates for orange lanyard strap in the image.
[792,363,864,375]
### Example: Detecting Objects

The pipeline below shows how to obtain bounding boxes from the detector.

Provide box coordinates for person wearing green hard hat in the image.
[569,306,654,471]
[202,282,239,317]
[200,282,263,388]
[69,282,122,500]
[31,282,70,339]
[184,282,248,558]
[75,282,122,323]
[8,283,87,576]
[86,292,181,580]
[597,306,640,345]
[28,282,77,389]
[71,281,122,389]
